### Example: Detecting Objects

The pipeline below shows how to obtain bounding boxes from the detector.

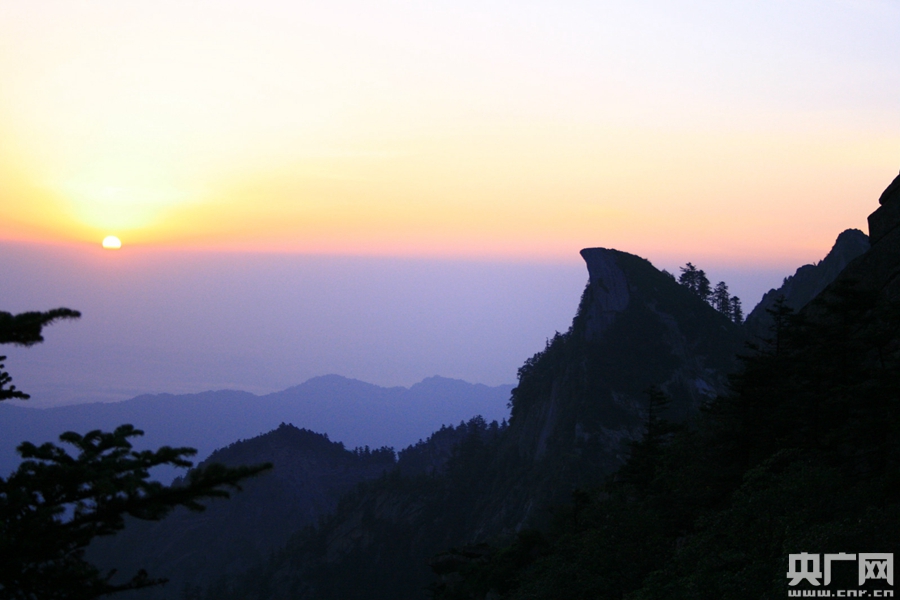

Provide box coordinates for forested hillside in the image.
[206,247,748,599]
[88,425,395,598]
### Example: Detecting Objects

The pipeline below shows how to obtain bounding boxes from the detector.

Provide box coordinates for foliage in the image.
[0,426,269,600]
[678,263,711,303]
[679,266,743,324]
[0,309,82,347]
[730,295,743,324]
[0,309,271,599]
[205,417,507,600]
[0,308,81,400]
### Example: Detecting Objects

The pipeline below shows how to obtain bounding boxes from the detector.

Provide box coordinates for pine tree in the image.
[730,296,743,324]
[678,263,699,291]
[0,309,271,599]
[0,309,80,400]
[712,282,731,315]
[678,263,712,304]
[696,270,711,303]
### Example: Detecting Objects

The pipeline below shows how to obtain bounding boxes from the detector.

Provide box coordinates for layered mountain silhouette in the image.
[36,173,897,599]
[222,206,898,599]
[201,246,754,599]
[88,419,502,599]
[0,375,512,481]
[87,424,395,598]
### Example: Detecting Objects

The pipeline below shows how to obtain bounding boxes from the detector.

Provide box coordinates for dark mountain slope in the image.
[211,248,746,599]
[470,249,744,534]
[88,424,395,598]
[744,228,870,337]
[431,171,900,599]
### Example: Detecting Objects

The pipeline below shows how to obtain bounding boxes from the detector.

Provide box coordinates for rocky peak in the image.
[868,170,900,244]
[578,248,630,340]
[744,229,870,337]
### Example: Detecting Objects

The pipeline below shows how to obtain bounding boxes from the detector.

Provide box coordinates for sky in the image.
[1,1,899,405]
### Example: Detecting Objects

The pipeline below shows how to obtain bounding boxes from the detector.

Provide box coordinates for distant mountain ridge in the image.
[0,375,513,480]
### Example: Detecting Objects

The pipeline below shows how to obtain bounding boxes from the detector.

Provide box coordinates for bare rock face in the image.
[837,176,900,303]
[819,170,900,306]
[579,248,630,340]
[868,170,900,244]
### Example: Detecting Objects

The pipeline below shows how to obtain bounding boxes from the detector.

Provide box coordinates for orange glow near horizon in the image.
[1,2,898,268]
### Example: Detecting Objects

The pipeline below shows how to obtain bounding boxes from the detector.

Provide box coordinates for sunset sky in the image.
[2,0,897,265]
[1,1,899,404]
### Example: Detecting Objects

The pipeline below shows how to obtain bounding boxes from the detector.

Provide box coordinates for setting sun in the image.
[102,235,122,250]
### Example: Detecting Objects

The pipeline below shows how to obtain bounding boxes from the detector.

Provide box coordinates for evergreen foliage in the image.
[0,427,269,600]
[205,417,506,600]
[0,308,80,400]
[0,309,270,599]
[679,266,744,323]
[730,295,743,324]
[712,281,731,314]
[677,263,711,303]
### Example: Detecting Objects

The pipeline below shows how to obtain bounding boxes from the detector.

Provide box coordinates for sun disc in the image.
[102,235,122,250]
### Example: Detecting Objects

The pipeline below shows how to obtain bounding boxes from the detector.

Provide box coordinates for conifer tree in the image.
[678,263,712,303]
[712,281,731,315]
[0,308,270,599]
[730,296,743,324]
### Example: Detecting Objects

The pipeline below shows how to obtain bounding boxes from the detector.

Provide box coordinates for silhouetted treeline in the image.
[677,262,743,323]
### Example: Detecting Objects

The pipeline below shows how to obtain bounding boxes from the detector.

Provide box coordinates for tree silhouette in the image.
[678,263,711,303]
[730,295,743,324]
[0,309,81,400]
[0,309,270,599]
[712,281,731,315]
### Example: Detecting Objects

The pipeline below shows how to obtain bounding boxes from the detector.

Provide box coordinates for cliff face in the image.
[868,169,900,244]
[513,248,743,460]
[578,248,630,340]
[744,228,870,337]
[848,170,900,302]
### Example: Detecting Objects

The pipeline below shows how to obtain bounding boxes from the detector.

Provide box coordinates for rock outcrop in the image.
[744,228,870,338]
[578,248,630,340]
[868,170,900,244]
[215,248,748,600]
[831,170,900,303]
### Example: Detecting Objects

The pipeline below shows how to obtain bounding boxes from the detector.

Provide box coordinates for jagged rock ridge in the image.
[868,169,900,243]
[744,228,870,337]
